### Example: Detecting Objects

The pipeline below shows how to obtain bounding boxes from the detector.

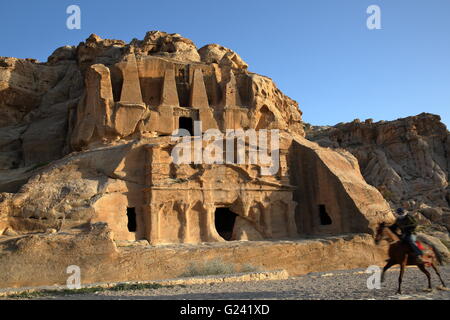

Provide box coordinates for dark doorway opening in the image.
[179,117,193,135]
[214,208,237,241]
[318,205,332,225]
[127,207,137,232]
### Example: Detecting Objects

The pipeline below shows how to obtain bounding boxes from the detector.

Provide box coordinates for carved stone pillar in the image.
[160,68,180,107]
[242,198,252,218]
[149,202,164,244]
[190,68,218,131]
[287,200,298,237]
[204,203,225,242]
[261,201,273,239]
[250,204,264,234]
[176,201,194,243]
[119,53,143,104]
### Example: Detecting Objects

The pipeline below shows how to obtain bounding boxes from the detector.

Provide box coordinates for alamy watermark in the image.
[366,265,381,290]
[367,5,381,30]
[66,5,81,30]
[170,121,280,176]
[66,265,81,289]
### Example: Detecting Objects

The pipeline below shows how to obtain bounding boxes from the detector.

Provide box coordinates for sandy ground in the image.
[32,265,450,300]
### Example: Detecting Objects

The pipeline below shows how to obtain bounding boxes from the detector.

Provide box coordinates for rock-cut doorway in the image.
[214,207,238,241]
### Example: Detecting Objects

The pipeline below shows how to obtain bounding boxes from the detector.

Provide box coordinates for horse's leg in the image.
[417,264,432,290]
[397,261,406,294]
[381,260,395,283]
[430,263,446,288]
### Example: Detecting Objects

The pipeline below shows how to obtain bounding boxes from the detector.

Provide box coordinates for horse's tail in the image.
[433,246,444,265]
[416,234,445,265]
[426,243,444,265]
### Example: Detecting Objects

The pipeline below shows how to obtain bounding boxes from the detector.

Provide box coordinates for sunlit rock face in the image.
[307,113,450,231]
[0,31,393,245]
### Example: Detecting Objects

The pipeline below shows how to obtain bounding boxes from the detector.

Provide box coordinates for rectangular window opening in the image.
[318,204,332,225]
[127,207,137,232]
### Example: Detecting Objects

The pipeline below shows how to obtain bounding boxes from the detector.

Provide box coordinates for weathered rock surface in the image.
[131,31,201,62]
[290,134,393,235]
[198,44,248,69]
[0,31,406,288]
[0,31,391,241]
[0,230,388,288]
[0,55,83,172]
[306,113,450,235]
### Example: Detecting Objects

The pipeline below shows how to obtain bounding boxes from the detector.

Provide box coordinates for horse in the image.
[374,222,446,294]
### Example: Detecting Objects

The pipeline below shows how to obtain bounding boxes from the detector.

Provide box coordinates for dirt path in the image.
[38,266,450,300]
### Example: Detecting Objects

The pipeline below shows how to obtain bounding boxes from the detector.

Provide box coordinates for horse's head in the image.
[374,222,387,245]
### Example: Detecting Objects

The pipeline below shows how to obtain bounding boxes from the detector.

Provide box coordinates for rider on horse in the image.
[389,208,424,263]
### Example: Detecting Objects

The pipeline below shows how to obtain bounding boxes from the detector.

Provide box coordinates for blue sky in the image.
[1,0,449,127]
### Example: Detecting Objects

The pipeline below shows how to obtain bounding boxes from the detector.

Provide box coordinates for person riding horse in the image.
[389,208,424,263]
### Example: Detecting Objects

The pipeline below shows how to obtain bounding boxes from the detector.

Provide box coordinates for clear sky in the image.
[1,0,449,127]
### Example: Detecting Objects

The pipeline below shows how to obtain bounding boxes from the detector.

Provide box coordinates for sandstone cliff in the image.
[307,113,450,237]
[0,31,302,188]
[5,31,447,289]
[0,31,392,248]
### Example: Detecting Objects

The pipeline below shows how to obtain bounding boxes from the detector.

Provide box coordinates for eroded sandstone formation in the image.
[0,226,389,288]
[0,31,393,246]
[307,113,450,233]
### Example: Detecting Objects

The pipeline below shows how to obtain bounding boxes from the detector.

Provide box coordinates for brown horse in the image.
[375,222,446,294]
